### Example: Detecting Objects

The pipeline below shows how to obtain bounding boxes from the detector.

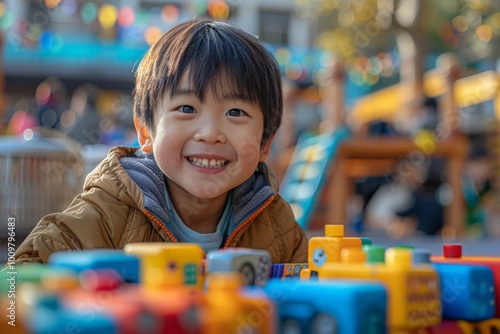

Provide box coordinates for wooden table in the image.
[322,135,469,238]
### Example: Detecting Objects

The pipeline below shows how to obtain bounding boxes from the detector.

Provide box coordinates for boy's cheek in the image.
[237,137,261,163]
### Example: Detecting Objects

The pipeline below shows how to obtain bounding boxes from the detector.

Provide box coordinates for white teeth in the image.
[188,157,228,168]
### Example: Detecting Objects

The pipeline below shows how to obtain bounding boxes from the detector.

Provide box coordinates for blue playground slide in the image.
[280,127,350,230]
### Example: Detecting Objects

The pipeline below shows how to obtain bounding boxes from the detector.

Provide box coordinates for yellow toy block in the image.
[124,242,205,289]
[316,247,441,333]
[203,272,275,334]
[302,225,362,278]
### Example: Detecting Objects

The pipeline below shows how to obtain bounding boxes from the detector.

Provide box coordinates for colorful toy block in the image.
[300,225,363,279]
[264,279,387,334]
[432,244,500,317]
[312,247,442,333]
[433,263,495,321]
[204,272,275,334]
[124,242,205,289]
[48,249,140,283]
[26,293,116,334]
[206,248,271,286]
[269,263,308,281]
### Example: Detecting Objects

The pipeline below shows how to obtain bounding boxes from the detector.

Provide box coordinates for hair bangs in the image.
[167,23,263,107]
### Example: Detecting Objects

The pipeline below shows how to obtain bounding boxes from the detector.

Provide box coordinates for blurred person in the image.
[391,158,446,236]
[361,97,444,235]
[100,95,138,146]
[462,140,495,238]
[63,83,104,145]
[13,19,307,265]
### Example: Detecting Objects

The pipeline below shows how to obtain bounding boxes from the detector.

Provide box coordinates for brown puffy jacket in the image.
[14,146,308,264]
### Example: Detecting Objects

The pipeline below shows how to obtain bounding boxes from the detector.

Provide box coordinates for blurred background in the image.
[1,0,500,258]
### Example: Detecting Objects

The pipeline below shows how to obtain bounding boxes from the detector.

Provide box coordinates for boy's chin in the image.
[186,188,227,201]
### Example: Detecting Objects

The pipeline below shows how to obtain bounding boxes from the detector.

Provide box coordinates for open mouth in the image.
[187,157,229,169]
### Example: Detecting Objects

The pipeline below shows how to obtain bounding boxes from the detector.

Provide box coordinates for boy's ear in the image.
[259,134,275,162]
[133,116,153,153]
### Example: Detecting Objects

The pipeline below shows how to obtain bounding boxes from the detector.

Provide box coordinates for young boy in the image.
[14,19,308,264]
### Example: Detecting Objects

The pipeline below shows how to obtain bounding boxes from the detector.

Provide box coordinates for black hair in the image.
[133,19,283,146]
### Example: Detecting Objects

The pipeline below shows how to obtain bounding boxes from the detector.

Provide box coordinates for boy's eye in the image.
[179,105,196,113]
[226,109,247,117]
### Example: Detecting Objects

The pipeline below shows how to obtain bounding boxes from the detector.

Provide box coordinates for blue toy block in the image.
[27,294,116,334]
[434,263,495,321]
[264,279,387,334]
[48,249,140,283]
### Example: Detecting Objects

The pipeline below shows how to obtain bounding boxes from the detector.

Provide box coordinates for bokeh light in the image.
[0,2,5,18]
[193,0,208,15]
[414,130,437,154]
[274,47,292,65]
[98,4,118,30]
[118,6,135,28]
[162,5,179,24]
[208,0,230,20]
[491,12,500,29]
[362,72,379,85]
[145,26,162,46]
[7,110,37,135]
[39,30,64,52]
[475,24,493,42]
[465,0,490,12]
[35,82,51,105]
[81,2,98,24]
[0,12,14,30]
[45,0,61,10]
[60,0,77,16]
[40,109,58,127]
[40,30,54,49]
[438,23,454,41]
[23,128,34,141]
[380,53,395,77]
[135,9,149,26]
[452,15,469,32]
[60,110,76,129]
[318,31,337,50]
[338,10,355,27]
[284,62,303,81]
[367,57,382,75]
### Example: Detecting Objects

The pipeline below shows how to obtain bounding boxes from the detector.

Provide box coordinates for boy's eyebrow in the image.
[172,88,196,96]
[172,87,251,102]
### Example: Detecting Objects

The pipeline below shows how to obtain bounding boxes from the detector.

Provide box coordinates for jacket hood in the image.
[83,146,144,209]
[86,146,280,237]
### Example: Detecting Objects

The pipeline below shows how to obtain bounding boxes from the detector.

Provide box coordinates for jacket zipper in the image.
[222,194,275,248]
[144,209,178,242]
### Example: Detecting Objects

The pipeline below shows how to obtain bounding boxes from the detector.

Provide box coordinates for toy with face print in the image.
[206,248,271,286]
[299,225,363,279]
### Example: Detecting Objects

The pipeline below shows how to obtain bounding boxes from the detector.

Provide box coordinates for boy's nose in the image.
[193,120,227,144]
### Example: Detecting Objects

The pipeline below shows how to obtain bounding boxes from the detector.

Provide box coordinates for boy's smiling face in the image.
[141,73,273,200]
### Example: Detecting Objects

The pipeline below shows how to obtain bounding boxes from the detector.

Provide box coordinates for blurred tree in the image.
[296,0,500,106]
[441,0,500,63]
[298,0,500,64]
[295,0,439,121]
